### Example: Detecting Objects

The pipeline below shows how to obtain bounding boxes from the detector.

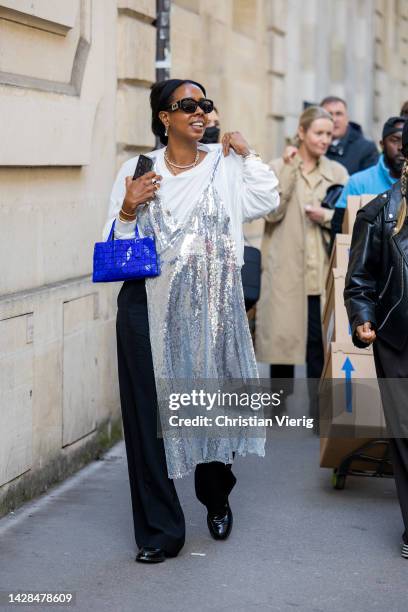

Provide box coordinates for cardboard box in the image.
[342,195,361,234]
[342,194,376,234]
[319,192,387,471]
[326,234,351,289]
[319,341,386,469]
[322,268,351,351]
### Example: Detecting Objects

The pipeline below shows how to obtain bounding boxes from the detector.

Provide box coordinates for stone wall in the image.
[0,0,156,516]
[374,0,408,136]
[171,0,269,157]
[170,0,408,161]
[116,0,156,168]
[266,0,408,158]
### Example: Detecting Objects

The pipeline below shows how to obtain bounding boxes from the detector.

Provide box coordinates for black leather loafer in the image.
[207,504,233,540]
[135,547,166,564]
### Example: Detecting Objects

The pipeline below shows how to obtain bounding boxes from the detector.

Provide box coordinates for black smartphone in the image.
[133,154,154,180]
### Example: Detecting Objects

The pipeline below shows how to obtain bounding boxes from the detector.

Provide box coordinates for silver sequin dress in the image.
[139,151,265,478]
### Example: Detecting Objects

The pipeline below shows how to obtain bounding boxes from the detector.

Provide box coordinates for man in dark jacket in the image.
[321,96,379,175]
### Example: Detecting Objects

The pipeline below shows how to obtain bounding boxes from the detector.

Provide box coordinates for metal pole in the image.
[154,0,171,148]
[155,0,171,82]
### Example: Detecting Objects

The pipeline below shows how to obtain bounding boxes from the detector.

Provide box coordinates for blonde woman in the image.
[344,121,408,559]
[256,106,348,400]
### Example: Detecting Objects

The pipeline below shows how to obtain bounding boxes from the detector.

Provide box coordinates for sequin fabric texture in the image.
[138,152,266,478]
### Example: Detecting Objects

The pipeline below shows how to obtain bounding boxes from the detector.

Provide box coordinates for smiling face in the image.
[298,118,334,159]
[159,83,208,143]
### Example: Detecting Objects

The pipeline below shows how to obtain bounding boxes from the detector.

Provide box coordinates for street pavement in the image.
[0,384,407,612]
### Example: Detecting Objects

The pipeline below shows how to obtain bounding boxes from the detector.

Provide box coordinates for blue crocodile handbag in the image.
[92,220,160,282]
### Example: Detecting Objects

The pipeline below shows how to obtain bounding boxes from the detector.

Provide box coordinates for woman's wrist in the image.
[118,209,136,223]
[242,148,261,161]
[120,208,137,218]
[120,198,137,220]
[239,147,251,157]
[121,198,138,216]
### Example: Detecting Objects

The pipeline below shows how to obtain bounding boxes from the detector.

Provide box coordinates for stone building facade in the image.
[172,0,408,160]
[0,0,157,515]
[0,0,407,515]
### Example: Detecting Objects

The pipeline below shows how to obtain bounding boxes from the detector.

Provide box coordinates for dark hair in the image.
[382,116,406,141]
[150,79,206,145]
[401,100,408,118]
[320,95,347,109]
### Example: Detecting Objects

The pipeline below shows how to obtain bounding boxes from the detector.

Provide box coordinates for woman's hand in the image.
[304,205,325,224]
[283,145,298,164]
[356,322,377,345]
[222,132,250,157]
[122,171,162,214]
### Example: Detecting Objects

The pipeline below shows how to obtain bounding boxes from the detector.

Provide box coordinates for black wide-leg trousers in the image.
[116,279,236,556]
[373,337,408,544]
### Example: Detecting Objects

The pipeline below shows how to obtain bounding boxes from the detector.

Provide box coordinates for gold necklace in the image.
[164,148,200,169]
[164,157,178,176]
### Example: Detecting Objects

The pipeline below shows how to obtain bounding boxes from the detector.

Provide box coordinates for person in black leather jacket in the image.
[344,120,408,559]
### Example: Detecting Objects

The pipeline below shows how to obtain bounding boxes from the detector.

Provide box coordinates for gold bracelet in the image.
[120,206,137,218]
[118,211,136,223]
[243,151,261,161]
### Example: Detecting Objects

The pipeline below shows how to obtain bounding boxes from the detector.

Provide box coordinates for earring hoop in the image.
[165,125,169,137]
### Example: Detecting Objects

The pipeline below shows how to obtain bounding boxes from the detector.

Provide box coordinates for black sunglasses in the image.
[167,97,214,114]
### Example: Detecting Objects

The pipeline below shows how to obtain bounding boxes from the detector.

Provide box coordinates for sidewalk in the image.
[0,400,406,612]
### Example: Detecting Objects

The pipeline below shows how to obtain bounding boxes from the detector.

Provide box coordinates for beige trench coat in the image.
[255,154,348,365]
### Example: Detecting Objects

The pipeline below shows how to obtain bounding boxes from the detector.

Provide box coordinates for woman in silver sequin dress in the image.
[104,79,279,563]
